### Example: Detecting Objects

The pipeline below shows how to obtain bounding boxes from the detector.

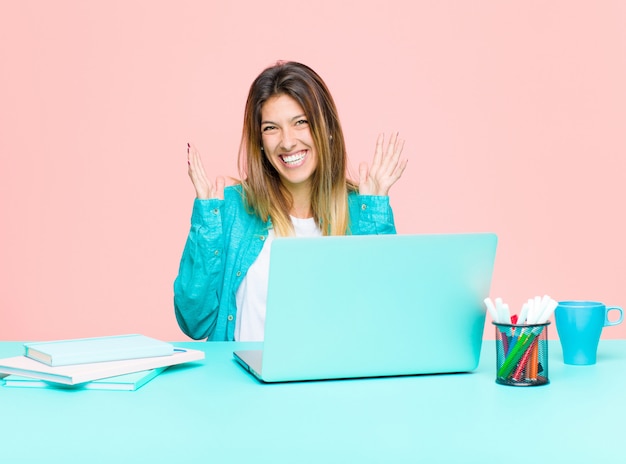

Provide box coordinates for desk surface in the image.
[1,340,624,463]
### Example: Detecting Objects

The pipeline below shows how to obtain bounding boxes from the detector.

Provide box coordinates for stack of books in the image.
[0,334,204,391]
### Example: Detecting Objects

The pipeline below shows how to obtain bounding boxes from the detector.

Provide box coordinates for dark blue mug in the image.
[555,301,623,365]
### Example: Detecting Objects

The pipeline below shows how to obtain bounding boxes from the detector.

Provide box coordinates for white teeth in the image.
[282,151,306,164]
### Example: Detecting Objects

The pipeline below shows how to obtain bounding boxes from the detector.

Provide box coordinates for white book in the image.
[0,348,204,385]
[2,367,167,391]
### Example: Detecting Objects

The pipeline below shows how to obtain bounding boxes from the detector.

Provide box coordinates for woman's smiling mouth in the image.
[279,150,307,167]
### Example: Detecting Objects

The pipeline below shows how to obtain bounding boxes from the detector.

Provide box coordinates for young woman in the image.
[174,61,407,341]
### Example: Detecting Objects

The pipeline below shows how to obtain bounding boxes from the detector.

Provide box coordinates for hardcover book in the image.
[2,367,167,391]
[0,348,204,385]
[24,334,174,366]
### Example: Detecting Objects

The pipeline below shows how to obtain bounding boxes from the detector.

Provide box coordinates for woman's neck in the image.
[286,183,313,219]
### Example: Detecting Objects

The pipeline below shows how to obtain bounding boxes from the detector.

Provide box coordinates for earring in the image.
[261,146,264,151]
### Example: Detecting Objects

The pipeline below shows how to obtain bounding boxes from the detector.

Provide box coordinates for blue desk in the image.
[1,340,624,463]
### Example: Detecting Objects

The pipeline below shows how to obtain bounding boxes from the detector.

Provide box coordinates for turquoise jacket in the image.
[174,185,397,341]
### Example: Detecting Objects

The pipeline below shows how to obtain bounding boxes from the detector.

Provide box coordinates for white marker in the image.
[538,298,558,323]
[484,297,499,323]
[518,302,530,325]
[495,298,508,324]
[526,298,537,324]
[502,303,512,324]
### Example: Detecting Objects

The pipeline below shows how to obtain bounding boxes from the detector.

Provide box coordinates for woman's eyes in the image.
[262,120,308,132]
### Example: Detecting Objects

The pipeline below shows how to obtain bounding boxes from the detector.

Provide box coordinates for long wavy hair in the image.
[238,61,357,237]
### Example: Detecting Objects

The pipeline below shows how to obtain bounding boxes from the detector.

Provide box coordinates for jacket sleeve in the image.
[349,194,397,235]
[173,198,226,340]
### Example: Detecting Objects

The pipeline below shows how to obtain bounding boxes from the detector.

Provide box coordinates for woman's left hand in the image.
[358,132,408,196]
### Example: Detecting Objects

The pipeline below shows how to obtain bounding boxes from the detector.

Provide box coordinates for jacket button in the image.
[227,315,234,321]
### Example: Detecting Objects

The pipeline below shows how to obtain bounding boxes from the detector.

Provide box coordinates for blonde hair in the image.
[238,61,356,237]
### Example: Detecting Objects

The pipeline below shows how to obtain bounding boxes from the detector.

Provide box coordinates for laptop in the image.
[233,233,498,382]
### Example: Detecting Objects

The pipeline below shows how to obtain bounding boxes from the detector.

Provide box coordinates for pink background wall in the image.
[2,1,625,341]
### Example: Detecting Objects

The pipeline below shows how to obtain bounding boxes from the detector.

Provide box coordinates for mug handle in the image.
[605,306,624,326]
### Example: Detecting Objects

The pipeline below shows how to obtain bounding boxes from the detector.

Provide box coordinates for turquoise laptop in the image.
[233,233,498,382]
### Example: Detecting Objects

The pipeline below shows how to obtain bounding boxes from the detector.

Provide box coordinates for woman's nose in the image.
[280,128,297,151]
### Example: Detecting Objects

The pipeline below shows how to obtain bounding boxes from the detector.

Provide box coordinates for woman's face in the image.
[260,94,318,191]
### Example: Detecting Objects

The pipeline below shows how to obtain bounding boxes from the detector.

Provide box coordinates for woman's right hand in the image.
[187,143,225,200]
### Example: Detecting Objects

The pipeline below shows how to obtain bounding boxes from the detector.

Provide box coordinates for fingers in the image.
[186,143,227,200]
[186,143,213,199]
[188,143,206,177]
[187,143,205,183]
[390,157,408,183]
[363,132,407,195]
[385,132,399,159]
[371,133,384,172]
[371,132,405,176]
[382,135,407,187]
[381,132,404,175]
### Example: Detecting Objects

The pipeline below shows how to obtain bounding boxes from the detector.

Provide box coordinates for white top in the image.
[235,216,322,341]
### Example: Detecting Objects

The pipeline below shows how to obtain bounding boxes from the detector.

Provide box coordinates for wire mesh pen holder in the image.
[494,322,550,386]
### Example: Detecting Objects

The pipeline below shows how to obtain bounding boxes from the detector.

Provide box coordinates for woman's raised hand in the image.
[358,132,408,196]
[187,143,225,200]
